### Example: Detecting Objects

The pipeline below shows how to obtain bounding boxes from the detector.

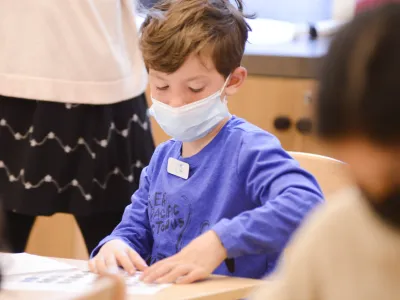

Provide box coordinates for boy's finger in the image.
[140,260,160,279]
[142,263,173,283]
[176,269,207,284]
[115,251,136,274]
[105,255,119,274]
[127,248,148,272]
[140,256,170,279]
[96,256,108,275]
[155,265,191,284]
[88,259,97,273]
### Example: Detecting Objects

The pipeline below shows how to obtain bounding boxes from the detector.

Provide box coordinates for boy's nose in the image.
[168,97,186,108]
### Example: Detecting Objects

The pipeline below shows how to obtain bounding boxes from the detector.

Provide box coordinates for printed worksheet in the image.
[3,269,171,295]
[0,253,76,276]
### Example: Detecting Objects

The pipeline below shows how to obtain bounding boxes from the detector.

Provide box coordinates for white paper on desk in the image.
[2,269,171,295]
[0,253,76,276]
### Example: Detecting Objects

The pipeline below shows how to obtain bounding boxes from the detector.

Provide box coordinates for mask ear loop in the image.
[221,74,232,93]
[220,74,232,104]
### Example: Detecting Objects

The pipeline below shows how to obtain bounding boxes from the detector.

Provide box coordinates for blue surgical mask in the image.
[149,76,231,142]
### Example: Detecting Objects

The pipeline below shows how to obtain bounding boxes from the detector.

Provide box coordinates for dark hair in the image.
[316,3,400,145]
[140,0,253,77]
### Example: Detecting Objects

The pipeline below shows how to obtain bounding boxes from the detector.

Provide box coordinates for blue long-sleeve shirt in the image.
[92,116,323,279]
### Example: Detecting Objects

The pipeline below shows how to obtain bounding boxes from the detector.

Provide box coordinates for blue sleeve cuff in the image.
[212,219,241,259]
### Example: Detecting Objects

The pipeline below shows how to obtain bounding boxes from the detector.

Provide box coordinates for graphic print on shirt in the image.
[198,220,211,235]
[175,195,192,253]
[148,192,196,264]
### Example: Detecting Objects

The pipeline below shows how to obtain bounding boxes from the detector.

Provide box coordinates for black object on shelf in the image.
[309,23,318,40]
[274,116,292,131]
[296,118,313,134]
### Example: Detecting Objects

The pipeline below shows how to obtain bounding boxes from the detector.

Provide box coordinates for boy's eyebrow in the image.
[186,75,207,82]
[150,73,208,82]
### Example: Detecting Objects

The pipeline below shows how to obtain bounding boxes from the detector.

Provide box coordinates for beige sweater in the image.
[0,0,147,104]
[251,187,400,300]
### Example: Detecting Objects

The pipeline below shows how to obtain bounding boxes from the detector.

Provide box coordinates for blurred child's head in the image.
[316,4,400,225]
[140,0,251,107]
[355,0,400,14]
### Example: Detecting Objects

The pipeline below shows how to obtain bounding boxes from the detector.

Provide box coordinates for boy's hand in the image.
[89,239,148,275]
[140,230,227,284]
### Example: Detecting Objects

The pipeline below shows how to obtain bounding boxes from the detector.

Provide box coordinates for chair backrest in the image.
[289,151,353,197]
[72,274,126,300]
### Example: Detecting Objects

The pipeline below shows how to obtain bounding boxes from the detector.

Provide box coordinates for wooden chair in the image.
[288,151,353,197]
[72,274,126,300]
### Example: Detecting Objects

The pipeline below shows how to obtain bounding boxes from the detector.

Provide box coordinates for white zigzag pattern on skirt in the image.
[65,103,80,109]
[0,160,144,201]
[0,113,148,159]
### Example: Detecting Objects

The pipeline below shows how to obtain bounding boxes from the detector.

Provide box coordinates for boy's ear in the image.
[225,66,247,96]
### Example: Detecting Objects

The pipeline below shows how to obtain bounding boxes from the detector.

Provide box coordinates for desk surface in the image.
[1,258,265,300]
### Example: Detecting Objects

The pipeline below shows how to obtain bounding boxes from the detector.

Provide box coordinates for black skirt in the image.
[0,94,155,216]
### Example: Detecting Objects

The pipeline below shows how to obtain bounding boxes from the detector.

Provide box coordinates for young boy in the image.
[252,4,400,300]
[89,0,323,284]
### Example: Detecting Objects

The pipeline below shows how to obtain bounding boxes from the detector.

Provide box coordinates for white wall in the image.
[241,0,333,22]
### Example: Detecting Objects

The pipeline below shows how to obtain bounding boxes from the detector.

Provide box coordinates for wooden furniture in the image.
[289,151,353,197]
[1,258,265,300]
[26,214,89,260]
[73,274,126,300]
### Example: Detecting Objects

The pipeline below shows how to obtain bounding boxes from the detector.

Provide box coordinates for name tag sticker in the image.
[167,158,190,180]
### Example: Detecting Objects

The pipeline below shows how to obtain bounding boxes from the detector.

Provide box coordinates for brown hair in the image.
[140,0,252,77]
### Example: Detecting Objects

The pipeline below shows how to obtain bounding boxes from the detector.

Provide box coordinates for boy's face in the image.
[149,53,246,108]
